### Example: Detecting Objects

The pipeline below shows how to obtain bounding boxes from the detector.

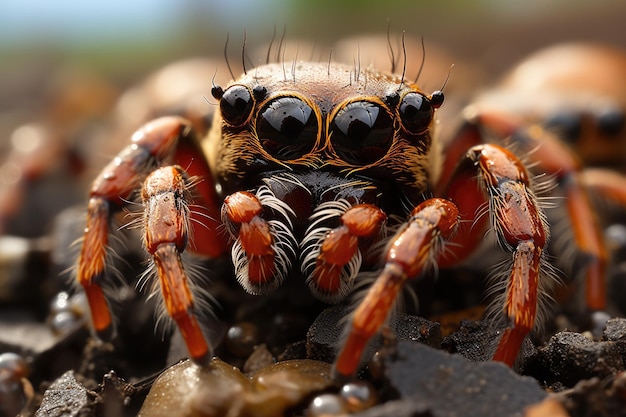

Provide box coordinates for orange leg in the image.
[562,175,607,311]
[447,112,611,315]
[493,241,542,365]
[436,120,483,196]
[76,117,224,344]
[143,166,211,365]
[514,127,609,311]
[581,168,626,209]
[444,144,549,367]
[574,168,626,311]
[334,198,459,379]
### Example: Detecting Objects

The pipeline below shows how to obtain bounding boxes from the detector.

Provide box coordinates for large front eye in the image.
[399,93,433,134]
[256,96,318,160]
[220,85,254,126]
[330,101,393,165]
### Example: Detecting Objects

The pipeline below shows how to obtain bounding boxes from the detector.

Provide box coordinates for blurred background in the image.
[2,0,625,112]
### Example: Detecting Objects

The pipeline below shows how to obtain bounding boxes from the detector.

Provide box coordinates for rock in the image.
[0,311,58,355]
[441,319,497,362]
[0,310,89,382]
[35,371,94,417]
[364,341,547,417]
[540,332,623,387]
[441,318,537,367]
[557,377,626,417]
[242,344,274,374]
[603,317,626,360]
[307,305,441,364]
[394,313,443,348]
[603,318,626,342]
[138,358,334,417]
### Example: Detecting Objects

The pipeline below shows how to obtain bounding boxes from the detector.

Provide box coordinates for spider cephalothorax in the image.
[207,63,441,195]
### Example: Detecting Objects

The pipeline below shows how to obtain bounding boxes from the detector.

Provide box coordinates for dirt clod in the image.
[34,371,94,417]
[537,332,623,388]
[366,340,547,417]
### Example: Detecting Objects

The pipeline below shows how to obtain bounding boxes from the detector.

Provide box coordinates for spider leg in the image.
[142,165,211,365]
[444,143,550,366]
[581,168,626,210]
[446,111,613,319]
[77,117,184,339]
[334,198,459,379]
[76,116,223,349]
[512,126,611,312]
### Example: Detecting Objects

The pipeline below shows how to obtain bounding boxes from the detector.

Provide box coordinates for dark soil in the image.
[2,244,626,417]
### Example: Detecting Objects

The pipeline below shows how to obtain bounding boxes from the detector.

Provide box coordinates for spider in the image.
[72,42,625,382]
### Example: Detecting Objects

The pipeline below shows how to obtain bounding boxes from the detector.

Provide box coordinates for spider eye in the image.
[430,90,445,109]
[399,92,433,134]
[330,101,393,165]
[256,96,318,160]
[220,85,254,127]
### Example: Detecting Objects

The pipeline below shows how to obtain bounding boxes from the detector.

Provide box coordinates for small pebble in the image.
[0,353,33,416]
[590,310,611,339]
[307,394,348,417]
[226,322,260,358]
[49,311,80,335]
[0,352,30,380]
[50,291,71,314]
[605,224,626,250]
[48,291,88,335]
[340,381,378,412]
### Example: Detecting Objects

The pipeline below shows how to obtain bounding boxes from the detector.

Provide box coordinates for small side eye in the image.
[430,90,445,109]
[330,101,393,165]
[597,108,625,137]
[398,93,434,134]
[220,85,254,127]
[256,96,318,160]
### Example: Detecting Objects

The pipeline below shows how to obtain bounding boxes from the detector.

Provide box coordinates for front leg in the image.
[76,117,224,356]
[443,144,550,366]
[334,198,459,379]
[142,166,212,365]
[77,117,186,339]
